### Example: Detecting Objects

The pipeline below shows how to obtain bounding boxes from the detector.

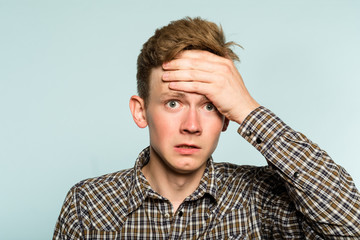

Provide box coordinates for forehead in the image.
[148,66,167,99]
[149,66,164,89]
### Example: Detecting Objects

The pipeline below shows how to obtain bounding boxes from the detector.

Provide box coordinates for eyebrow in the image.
[159,92,186,101]
[159,92,210,103]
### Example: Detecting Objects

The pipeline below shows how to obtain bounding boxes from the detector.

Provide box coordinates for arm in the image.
[162,50,360,237]
[239,106,360,238]
[53,187,85,240]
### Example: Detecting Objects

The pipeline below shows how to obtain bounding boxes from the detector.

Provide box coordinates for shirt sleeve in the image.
[53,186,86,240]
[238,106,360,238]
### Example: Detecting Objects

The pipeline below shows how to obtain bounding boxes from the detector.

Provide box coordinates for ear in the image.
[129,95,148,128]
[222,118,230,132]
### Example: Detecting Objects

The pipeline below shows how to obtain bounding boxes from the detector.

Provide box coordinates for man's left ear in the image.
[222,118,230,132]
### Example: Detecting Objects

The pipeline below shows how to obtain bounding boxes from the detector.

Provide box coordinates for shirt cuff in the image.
[237,106,291,156]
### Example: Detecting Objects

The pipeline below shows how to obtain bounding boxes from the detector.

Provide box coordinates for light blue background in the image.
[1,0,359,239]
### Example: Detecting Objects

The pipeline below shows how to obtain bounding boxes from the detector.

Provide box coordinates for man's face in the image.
[145,66,227,175]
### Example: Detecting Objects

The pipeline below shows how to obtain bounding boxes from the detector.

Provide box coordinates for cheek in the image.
[205,114,225,132]
[203,116,225,144]
[148,112,177,141]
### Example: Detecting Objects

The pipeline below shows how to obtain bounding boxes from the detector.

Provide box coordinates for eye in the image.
[166,100,180,109]
[205,103,215,111]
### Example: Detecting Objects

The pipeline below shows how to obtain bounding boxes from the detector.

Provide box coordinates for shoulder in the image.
[213,162,279,184]
[55,168,136,233]
[213,162,287,205]
[70,169,135,201]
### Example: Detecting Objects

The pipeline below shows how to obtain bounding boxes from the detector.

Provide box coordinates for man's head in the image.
[130,17,239,175]
[136,17,240,106]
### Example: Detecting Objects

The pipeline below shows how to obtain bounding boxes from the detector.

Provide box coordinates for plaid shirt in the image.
[53,107,360,239]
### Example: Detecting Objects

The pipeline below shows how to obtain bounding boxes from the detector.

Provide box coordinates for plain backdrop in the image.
[1,0,359,239]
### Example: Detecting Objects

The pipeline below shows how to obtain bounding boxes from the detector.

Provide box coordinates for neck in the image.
[141,147,206,213]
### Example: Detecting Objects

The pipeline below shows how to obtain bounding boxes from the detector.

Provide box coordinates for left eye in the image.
[205,103,215,111]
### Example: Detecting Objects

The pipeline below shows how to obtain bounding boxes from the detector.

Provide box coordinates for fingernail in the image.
[162,62,169,68]
[162,72,169,80]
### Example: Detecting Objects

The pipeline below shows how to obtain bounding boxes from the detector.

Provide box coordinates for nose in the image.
[180,108,202,135]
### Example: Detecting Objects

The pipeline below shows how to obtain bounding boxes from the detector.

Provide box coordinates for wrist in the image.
[234,101,260,125]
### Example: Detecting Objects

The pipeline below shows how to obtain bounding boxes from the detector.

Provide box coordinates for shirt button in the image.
[256,137,262,144]
[245,130,251,136]
[178,211,183,217]
[294,172,300,178]
[164,213,170,218]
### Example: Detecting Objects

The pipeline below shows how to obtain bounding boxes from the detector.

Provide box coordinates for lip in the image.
[174,144,201,155]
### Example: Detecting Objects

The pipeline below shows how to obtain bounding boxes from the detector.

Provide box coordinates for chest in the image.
[118,198,260,239]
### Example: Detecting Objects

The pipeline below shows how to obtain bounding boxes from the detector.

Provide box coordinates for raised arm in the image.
[162,50,360,238]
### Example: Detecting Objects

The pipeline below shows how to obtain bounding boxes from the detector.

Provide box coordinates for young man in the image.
[53,17,360,239]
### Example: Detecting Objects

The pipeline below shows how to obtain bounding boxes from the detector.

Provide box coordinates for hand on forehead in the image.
[163,50,229,73]
[161,49,259,124]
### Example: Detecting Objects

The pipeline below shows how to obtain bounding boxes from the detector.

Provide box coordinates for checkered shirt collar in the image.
[127,146,218,215]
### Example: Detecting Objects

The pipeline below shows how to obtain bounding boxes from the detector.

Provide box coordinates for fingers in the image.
[175,50,227,62]
[160,50,258,124]
[161,50,235,99]
[163,58,214,72]
[162,50,234,86]
[163,50,232,72]
[162,69,217,83]
[168,81,212,97]
[164,70,222,98]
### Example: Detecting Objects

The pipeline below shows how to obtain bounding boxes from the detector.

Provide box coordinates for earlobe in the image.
[129,95,148,128]
[222,118,230,132]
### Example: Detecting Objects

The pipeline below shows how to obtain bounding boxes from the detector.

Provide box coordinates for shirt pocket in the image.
[200,208,249,239]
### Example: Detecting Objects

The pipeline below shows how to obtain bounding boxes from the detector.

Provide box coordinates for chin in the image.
[170,159,208,175]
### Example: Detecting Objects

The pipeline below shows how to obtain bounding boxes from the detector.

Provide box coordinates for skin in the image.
[130,50,259,213]
[162,50,259,124]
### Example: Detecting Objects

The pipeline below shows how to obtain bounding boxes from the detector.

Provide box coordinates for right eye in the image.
[166,100,180,109]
